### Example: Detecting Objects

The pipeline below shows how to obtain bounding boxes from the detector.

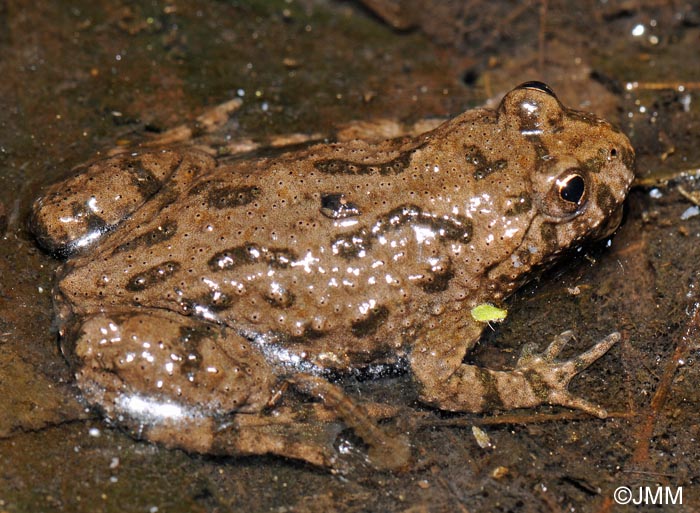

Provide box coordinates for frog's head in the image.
[486,82,635,292]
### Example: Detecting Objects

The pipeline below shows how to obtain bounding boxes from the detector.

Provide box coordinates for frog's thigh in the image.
[71,309,276,451]
[31,149,215,256]
[410,311,618,416]
[71,309,401,467]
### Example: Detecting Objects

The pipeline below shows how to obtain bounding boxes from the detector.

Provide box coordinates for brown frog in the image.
[31,82,634,469]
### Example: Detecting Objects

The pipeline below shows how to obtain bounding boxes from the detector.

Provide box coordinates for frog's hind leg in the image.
[287,374,411,470]
[68,308,275,446]
[30,149,215,257]
[68,309,406,469]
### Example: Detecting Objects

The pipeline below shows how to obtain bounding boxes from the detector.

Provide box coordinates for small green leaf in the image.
[470,303,507,322]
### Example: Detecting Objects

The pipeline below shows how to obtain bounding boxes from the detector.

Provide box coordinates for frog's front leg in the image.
[410,312,619,417]
[31,149,215,257]
[68,308,407,469]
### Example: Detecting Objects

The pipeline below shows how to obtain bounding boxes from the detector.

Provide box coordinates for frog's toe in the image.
[516,331,620,418]
[545,390,610,418]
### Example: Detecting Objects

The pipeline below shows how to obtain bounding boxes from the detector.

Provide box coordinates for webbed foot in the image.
[516,331,620,418]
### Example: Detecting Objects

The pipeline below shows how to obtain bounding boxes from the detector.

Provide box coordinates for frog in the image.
[30,82,635,470]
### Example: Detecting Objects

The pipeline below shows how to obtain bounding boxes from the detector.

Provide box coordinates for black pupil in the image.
[560,175,585,204]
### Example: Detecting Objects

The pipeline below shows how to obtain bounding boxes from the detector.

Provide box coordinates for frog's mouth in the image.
[592,204,625,241]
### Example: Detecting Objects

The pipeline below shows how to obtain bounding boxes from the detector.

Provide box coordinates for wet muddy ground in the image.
[2,1,700,512]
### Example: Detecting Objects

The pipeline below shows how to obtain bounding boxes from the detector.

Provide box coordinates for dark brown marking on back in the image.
[464,145,508,180]
[264,288,295,308]
[277,327,326,346]
[125,159,162,198]
[505,192,533,216]
[206,185,261,209]
[331,204,473,260]
[315,143,426,176]
[112,220,178,255]
[351,305,389,338]
[179,324,216,346]
[320,193,361,219]
[331,227,372,259]
[420,262,455,293]
[126,261,181,292]
[152,185,181,211]
[208,244,297,272]
[180,291,235,314]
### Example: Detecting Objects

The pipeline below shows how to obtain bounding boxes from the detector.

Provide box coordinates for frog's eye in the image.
[547,169,587,217]
[499,82,564,135]
[516,81,557,98]
[558,173,585,204]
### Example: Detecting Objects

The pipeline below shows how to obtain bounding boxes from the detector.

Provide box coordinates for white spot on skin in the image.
[248,247,261,259]
[336,219,358,228]
[291,251,319,273]
[194,304,218,322]
[202,278,219,290]
[413,225,436,244]
[522,101,538,114]
[116,395,186,421]
[503,227,520,239]
[86,196,99,212]
[73,230,103,249]
[359,299,377,315]
[215,254,234,269]
[510,253,522,268]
